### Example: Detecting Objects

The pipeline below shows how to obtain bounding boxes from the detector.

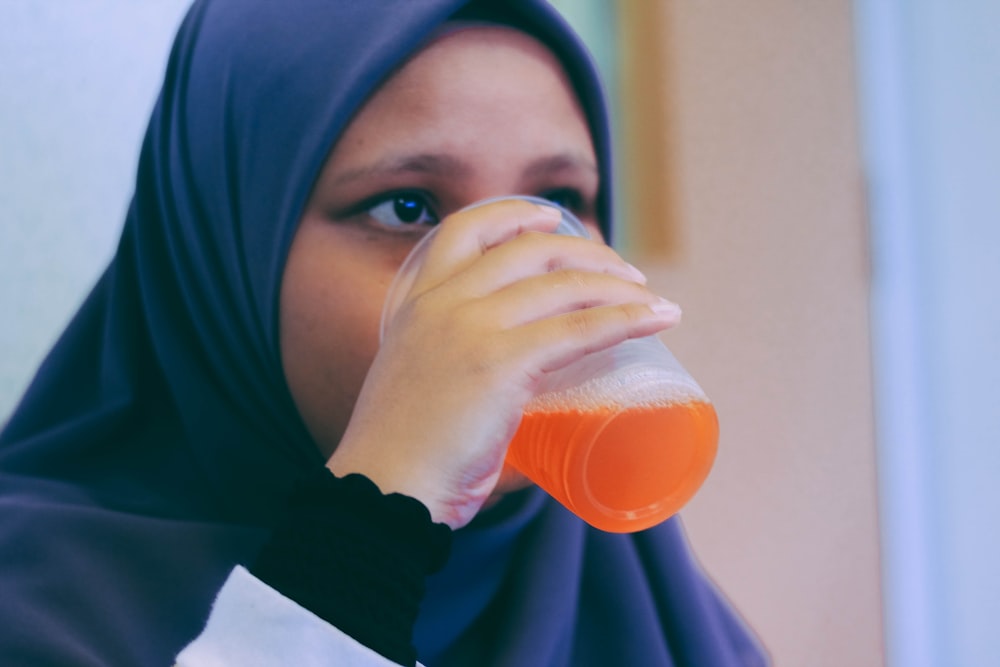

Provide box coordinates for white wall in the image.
[0,1,191,421]
[855,1,1000,665]
[646,3,883,665]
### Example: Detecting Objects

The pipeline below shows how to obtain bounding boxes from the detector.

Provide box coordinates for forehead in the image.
[334,25,593,156]
[392,24,572,92]
[385,25,572,88]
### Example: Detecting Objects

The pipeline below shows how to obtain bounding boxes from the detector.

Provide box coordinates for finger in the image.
[410,199,563,294]
[469,270,674,328]
[503,301,682,377]
[446,231,646,299]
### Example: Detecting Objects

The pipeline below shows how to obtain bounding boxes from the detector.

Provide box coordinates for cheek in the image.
[279,233,391,457]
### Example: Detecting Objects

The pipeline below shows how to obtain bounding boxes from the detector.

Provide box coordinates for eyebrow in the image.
[329,153,469,188]
[328,151,598,189]
[522,153,599,180]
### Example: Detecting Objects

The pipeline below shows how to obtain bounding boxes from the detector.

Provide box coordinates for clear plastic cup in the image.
[381,196,718,533]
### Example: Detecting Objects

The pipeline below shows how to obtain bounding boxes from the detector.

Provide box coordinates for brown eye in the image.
[368,192,438,227]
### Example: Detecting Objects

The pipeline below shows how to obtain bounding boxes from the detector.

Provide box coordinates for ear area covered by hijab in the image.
[0,1,765,665]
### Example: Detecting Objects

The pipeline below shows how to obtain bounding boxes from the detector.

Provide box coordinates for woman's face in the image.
[280,26,599,496]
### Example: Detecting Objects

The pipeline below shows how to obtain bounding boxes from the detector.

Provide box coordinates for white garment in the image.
[176,566,423,667]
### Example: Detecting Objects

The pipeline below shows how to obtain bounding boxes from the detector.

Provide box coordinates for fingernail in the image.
[534,203,563,219]
[626,262,647,283]
[650,299,682,320]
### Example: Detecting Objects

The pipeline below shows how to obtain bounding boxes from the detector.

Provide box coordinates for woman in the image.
[0,1,766,665]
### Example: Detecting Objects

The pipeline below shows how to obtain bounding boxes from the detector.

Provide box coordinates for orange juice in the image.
[505,399,718,533]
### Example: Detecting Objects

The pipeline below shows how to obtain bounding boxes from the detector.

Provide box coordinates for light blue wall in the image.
[0,1,191,421]
[854,1,1000,665]
[545,0,629,249]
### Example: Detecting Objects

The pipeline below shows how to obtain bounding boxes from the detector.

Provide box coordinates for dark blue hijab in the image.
[0,1,766,664]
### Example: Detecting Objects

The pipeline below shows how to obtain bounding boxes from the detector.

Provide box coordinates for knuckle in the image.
[552,269,591,291]
[621,302,647,325]
[544,255,565,274]
[562,311,592,340]
[513,229,549,246]
[463,335,515,385]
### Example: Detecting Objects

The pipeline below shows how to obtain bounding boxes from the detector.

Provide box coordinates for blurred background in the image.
[2,2,997,665]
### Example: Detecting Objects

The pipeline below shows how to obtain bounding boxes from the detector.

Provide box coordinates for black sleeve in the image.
[250,468,453,667]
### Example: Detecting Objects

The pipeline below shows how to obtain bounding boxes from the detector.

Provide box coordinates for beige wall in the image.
[622,2,884,665]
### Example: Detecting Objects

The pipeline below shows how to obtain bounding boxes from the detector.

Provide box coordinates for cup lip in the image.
[457,194,590,239]
[379,195,590,342]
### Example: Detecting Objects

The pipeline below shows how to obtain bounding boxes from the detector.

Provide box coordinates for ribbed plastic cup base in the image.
[505,399,719,533]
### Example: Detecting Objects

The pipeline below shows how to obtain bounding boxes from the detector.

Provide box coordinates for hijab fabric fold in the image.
[0,1,766,664]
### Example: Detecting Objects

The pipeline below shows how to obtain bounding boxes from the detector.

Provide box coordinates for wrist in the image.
[326,441,490,529]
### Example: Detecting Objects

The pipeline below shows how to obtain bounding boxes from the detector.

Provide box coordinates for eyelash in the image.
[350,190,440,229]
[347,187,590,230]
[537,188,585,215]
